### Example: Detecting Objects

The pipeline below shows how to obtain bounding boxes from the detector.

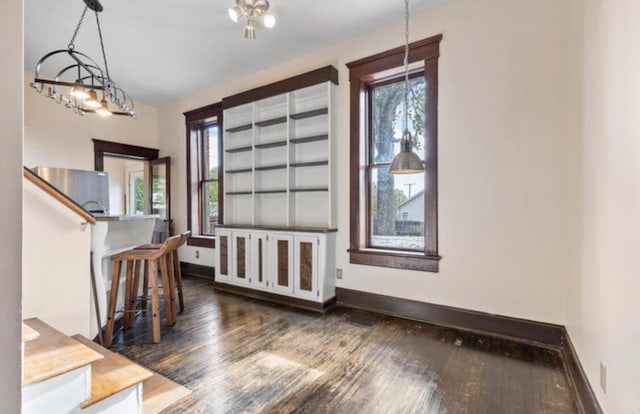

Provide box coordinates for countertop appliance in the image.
[34,167,110,214]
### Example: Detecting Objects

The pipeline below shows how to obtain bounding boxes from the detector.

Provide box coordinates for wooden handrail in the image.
[23,167,97,225]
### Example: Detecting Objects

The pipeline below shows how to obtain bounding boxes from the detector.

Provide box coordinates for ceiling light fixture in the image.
[30,0,135,118]
[389,0,424,175]
[228,0,276,39]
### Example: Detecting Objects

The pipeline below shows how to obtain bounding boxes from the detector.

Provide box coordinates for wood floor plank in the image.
[110,278,579,413]
[142,373,192,414]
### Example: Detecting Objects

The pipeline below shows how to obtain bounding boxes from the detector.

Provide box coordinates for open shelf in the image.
[255,116,287,127]
[226,168,253,174]
[290,134,328,144]
[255,164,287,171]
[255,189,287,194]
[290,108,328,120]
[222,68,336,229]
[290,161,328,168]
[290,187,329,192]
[225,145,253,153]
[225,123,253,133]
[255,140,287,149]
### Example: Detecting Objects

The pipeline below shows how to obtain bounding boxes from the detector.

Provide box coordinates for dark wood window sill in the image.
[348,248,440,273]
[187,236,215,248]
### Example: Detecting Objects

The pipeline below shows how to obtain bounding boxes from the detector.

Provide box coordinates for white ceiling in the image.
[25,0,450,106]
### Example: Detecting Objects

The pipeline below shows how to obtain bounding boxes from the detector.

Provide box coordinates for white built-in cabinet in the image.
[215,67,339,310]
[215,228,336,306]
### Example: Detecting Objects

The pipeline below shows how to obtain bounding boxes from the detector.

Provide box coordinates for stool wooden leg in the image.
[149,258,161,343]
[104,259,122,347]
[166,252,177,322]
[124,260,134,329]
[132,259,141,315]
[159,254,174,326]
[142,259,149,312]
[173,249,184,313]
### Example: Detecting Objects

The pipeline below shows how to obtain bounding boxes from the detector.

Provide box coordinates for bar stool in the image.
[104,235,180,347]
[133,231,191,322]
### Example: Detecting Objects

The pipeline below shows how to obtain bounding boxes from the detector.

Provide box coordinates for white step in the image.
[22,319,103,414]
[71,335,153,414]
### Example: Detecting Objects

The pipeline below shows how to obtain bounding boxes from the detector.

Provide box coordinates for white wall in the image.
[22,180,92,337]
[0,0,22,412]
[159,0,574,325]
[24,71,160,170]
[565,0,640,412]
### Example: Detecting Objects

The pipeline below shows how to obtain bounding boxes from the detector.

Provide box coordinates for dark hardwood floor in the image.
[111,277,578,413]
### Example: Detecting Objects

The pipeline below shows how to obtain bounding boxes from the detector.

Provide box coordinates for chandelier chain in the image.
[68,5,89,50]
[403,0,410,132]
[95,11,110,79]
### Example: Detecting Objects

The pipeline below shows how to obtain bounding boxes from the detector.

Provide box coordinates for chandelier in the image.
[389,0,424,174]
[30,0,135,118]
[228,0,276,39]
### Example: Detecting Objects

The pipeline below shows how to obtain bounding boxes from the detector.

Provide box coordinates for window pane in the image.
[204,125,219,180]
[133,176,144,214]
[371,77,425,165]
[202,181,218,234]
[369,166,424,251]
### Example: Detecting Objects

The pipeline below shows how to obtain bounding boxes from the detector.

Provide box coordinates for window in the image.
[347,35,442,272]
[184,103,223,248]
[200,124,219,234]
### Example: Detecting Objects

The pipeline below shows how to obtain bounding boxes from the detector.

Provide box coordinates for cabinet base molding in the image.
[213,282,337,313]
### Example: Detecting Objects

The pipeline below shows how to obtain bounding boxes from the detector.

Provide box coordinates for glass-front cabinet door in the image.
[270,233,293,294]
[216,229,232,282]
[232,231,251,285]
[250,232,269,290]
[294,235,319,300]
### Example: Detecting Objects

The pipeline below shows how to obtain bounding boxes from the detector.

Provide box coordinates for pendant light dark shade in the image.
[389,0,424,175]
[389,129,424,174]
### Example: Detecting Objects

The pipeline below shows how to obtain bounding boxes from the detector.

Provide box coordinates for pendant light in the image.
[30,0,135,117]
[389,0,424,175]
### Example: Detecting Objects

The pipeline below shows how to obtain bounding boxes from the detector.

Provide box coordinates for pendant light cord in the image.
[67,5,110,80]
[68,6,88,50]
[95,11,110,79]
[403,0,410,134]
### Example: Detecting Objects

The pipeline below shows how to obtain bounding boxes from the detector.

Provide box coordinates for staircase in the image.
[22,318,182,414]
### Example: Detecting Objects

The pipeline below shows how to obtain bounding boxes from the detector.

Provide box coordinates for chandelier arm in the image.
[95,11,110,79]
[68,5,89,50]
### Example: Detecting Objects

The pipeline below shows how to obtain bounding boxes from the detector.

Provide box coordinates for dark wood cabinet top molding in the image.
[222,65,339,110]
